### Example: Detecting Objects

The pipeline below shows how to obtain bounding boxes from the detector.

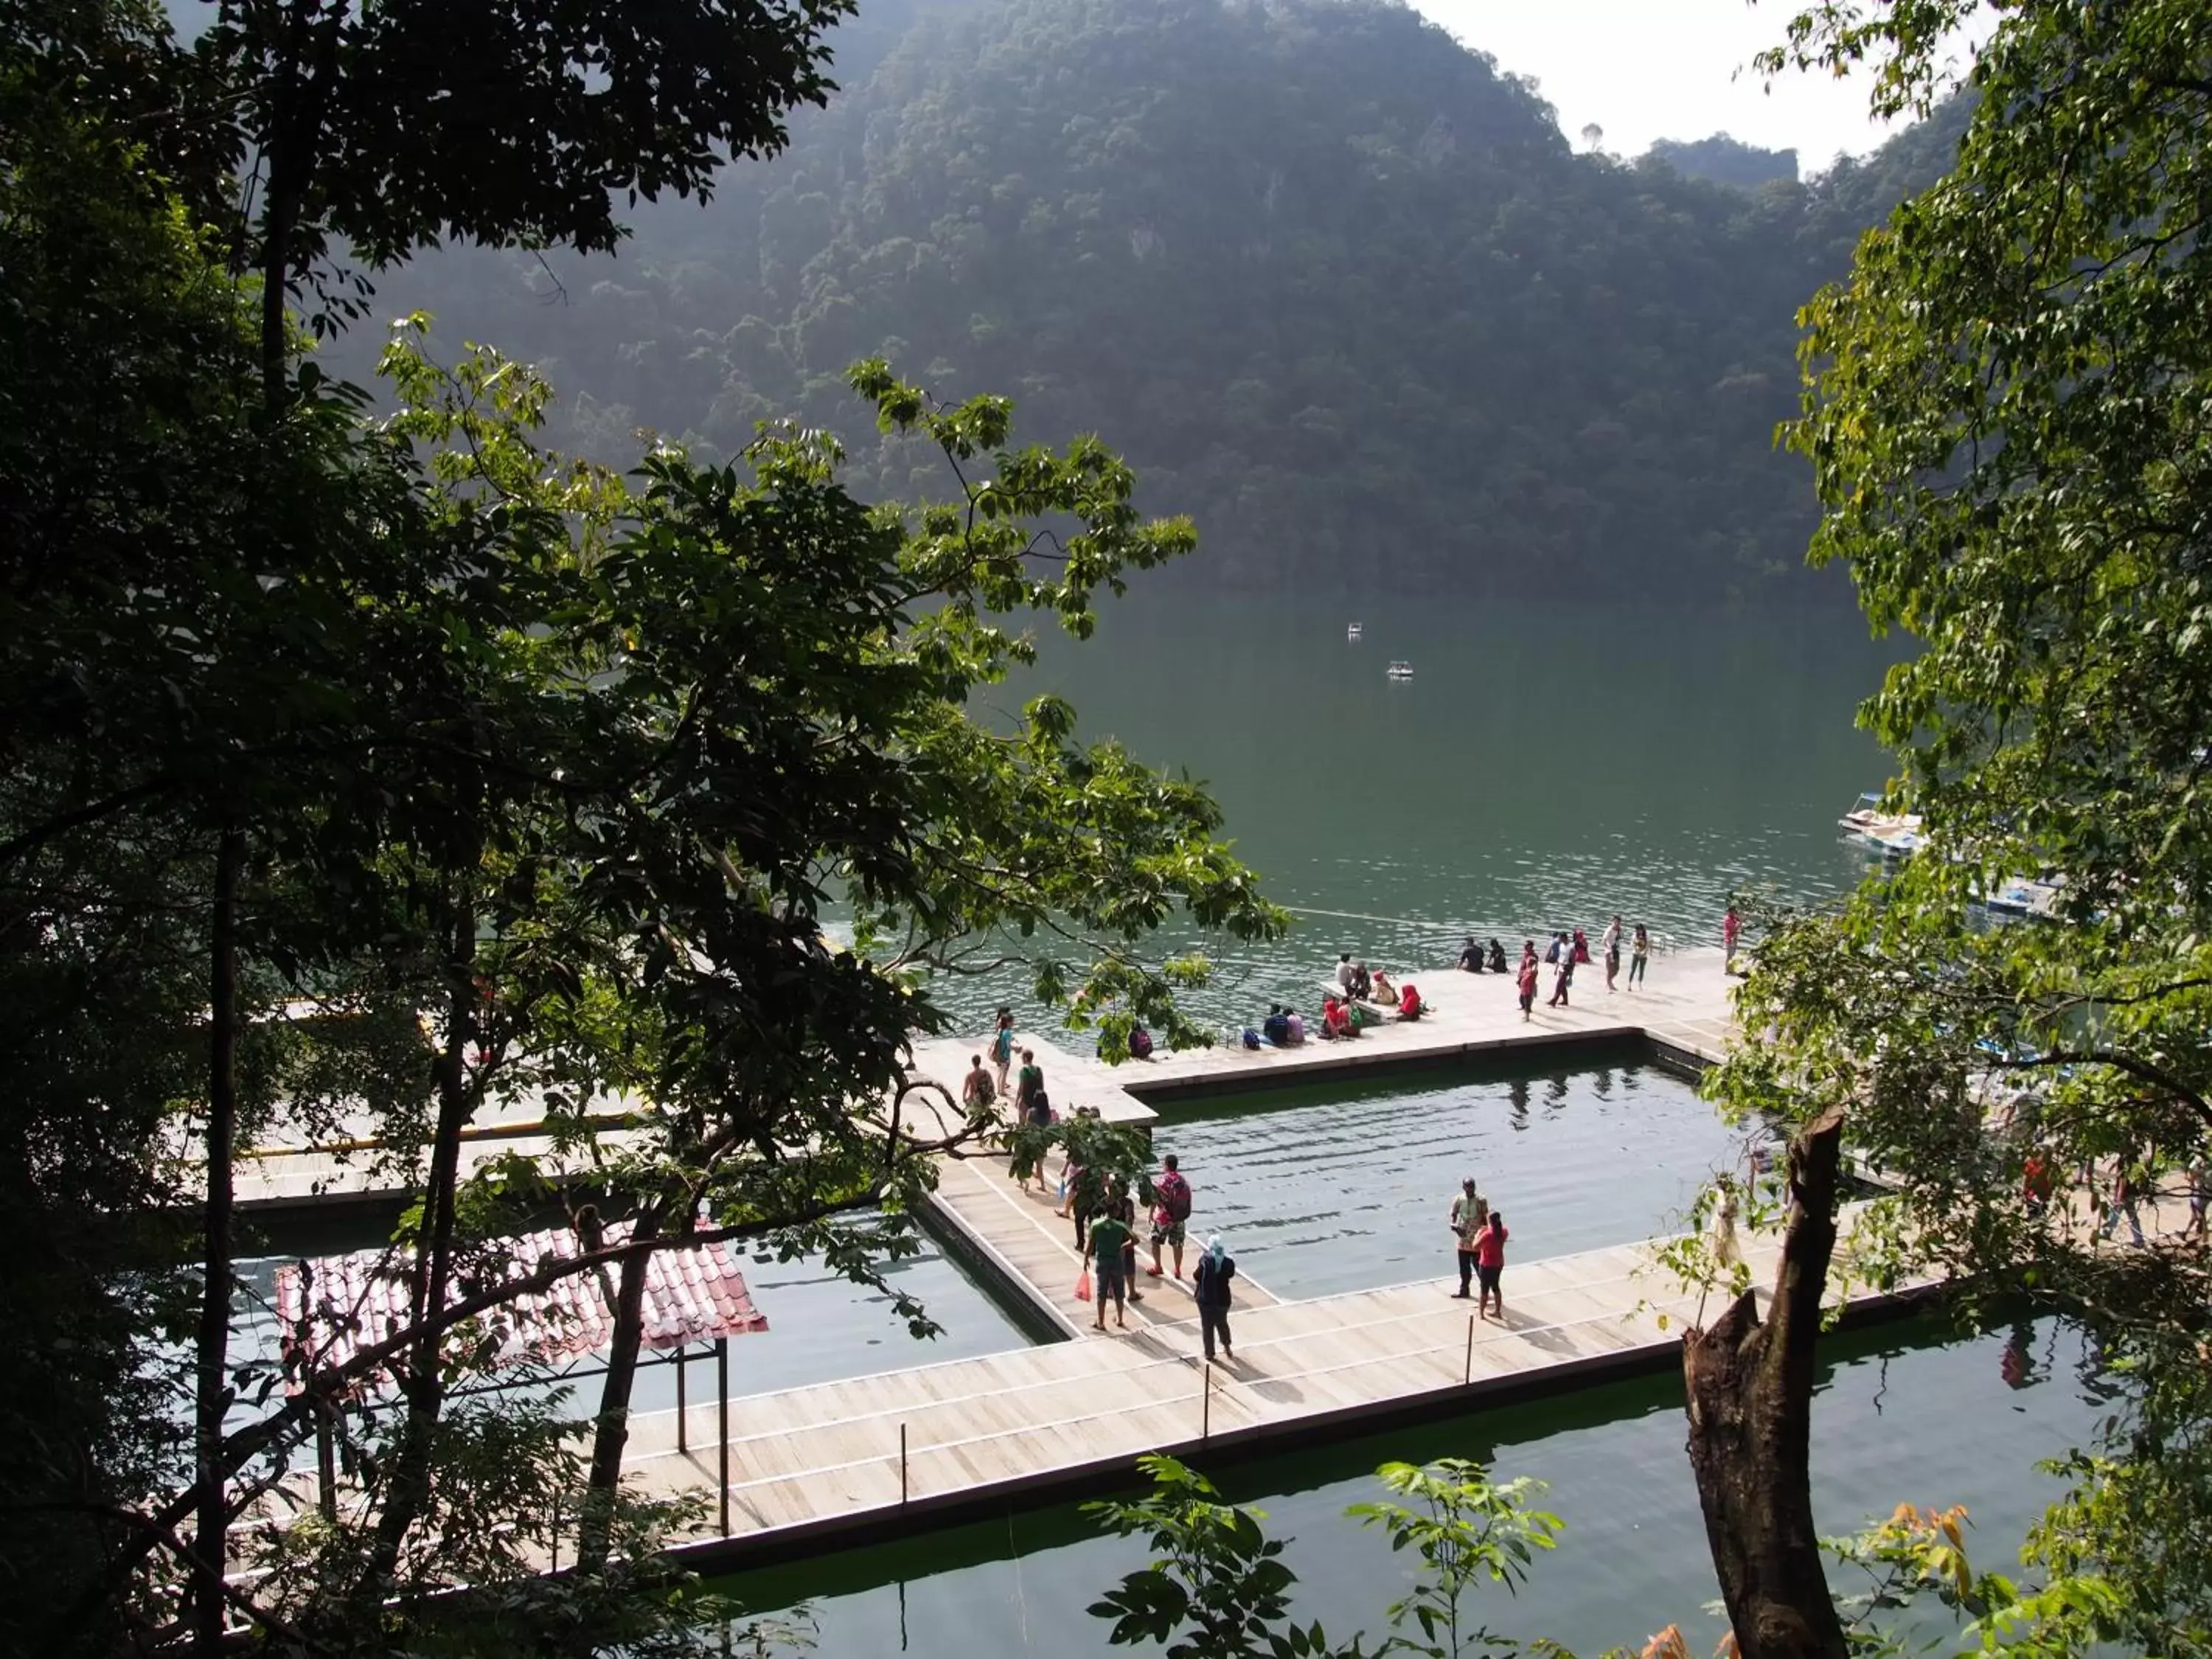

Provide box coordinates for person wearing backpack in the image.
[1147,1152,1194,1279]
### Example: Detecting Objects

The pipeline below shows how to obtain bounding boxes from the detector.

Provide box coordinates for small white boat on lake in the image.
[1346,622,1364,639]
[1386,660,1413,680]
[1839,790,1921,856]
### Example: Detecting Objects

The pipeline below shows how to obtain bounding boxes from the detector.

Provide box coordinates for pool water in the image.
[1147,1051,1747,1298]
[708,1314,2104,1658]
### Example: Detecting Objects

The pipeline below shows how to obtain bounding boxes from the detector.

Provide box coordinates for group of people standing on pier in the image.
[1482,917,1652,1021]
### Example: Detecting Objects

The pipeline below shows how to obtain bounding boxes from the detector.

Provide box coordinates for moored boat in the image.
[1839,790,1921,853]
[1385,660,1413,680]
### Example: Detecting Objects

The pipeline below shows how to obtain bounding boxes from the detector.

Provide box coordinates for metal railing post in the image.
[1202,1360,1212,1441]
[900,1422,909,1506]
[677,1343,689,1454]
[1464,1315,1476,1385]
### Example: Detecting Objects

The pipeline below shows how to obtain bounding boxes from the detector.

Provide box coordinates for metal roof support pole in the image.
[315,1409,336,1520]
[716,1336,730,1537]
[677,1341,689,1455]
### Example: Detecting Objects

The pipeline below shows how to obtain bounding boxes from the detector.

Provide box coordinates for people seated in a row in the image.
[1334,953,1373,1001]
[1260,1003,1306,1046]
[1456,936,1510,974]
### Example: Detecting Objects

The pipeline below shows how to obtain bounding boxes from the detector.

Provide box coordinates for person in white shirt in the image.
[1601,915,1623,991]
[1449,1177,1489,1298]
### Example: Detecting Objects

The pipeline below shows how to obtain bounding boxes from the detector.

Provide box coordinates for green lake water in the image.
[947,590,1900,1030]
[707,1314,2104,1658]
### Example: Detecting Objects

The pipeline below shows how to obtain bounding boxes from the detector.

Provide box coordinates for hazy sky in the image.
[1413,0,1917,169]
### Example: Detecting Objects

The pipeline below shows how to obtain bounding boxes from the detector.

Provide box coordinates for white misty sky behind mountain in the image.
[1418,0,1964,170]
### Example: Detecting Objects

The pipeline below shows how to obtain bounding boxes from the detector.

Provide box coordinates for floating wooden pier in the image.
[622,1217,1933,1573]
[595,948,1883,1568]
[232,947,1741,1210]
[243,945,1833,1575]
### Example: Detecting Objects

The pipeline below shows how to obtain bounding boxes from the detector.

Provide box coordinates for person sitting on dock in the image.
[1349,959,1373,1001]
[1282,1005,1306,1044]
[1262,1003,1292,1046]
[1321,995,1357,1040]
[1486,939,1509,974]
[1127,1023,1155,1060]
[1336,953,1357,994]
[1457,935,1484,972]
[1397,981,1425,1020]
[1371,967,1397,1006]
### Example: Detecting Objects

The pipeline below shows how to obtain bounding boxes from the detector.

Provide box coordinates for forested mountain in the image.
[367,0,1966,598]
[1646,134,1799,189]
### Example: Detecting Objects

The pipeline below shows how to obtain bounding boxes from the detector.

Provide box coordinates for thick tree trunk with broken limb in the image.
[1682,1104,1850,1659]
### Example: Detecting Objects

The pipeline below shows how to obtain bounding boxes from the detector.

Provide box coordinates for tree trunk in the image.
[576,1206,664,1572]
[1682,1105,1850,1659]
[191,827,245,1659]
[346,909,476,1618]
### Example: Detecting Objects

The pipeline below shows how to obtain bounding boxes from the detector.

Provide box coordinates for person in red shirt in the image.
[1475,1209,1509,1321]
[1398,981,1422,1020]
[1515,949,1539,1022]
[2023,1149,2053,1218]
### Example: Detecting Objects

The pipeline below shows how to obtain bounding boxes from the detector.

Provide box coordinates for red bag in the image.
[1074,1269,1092,1301]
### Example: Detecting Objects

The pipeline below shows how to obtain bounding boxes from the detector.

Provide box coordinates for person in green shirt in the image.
[1085,1208,1133,1330]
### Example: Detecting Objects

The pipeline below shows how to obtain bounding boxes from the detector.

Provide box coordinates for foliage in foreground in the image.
[1082,1455,2131,1659]
[1689,1,2212,1654]
[1,3,1286,1652]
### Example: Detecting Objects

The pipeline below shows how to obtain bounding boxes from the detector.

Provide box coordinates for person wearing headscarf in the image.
[1192,1233,1237,1363]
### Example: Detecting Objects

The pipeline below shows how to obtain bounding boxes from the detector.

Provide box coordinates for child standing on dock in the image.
[1629,924,1650,988]
[1475,1209,1509,1320]
[1602,916,1622,990]
[1516,946,1539,1021]
[1723,904,1742,968]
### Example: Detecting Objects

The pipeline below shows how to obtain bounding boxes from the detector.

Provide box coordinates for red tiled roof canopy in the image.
[274,1222,767,1393]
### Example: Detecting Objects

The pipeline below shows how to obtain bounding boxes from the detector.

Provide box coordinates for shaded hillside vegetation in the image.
[375,0,1965,597]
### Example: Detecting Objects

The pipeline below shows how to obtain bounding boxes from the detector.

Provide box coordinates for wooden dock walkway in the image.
[624,1211,1930,1570]
[924,1148,1281,1340]
[233,947,1742,1209]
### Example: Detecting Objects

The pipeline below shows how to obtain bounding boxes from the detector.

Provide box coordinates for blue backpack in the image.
[1241,1028,1262,1049]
